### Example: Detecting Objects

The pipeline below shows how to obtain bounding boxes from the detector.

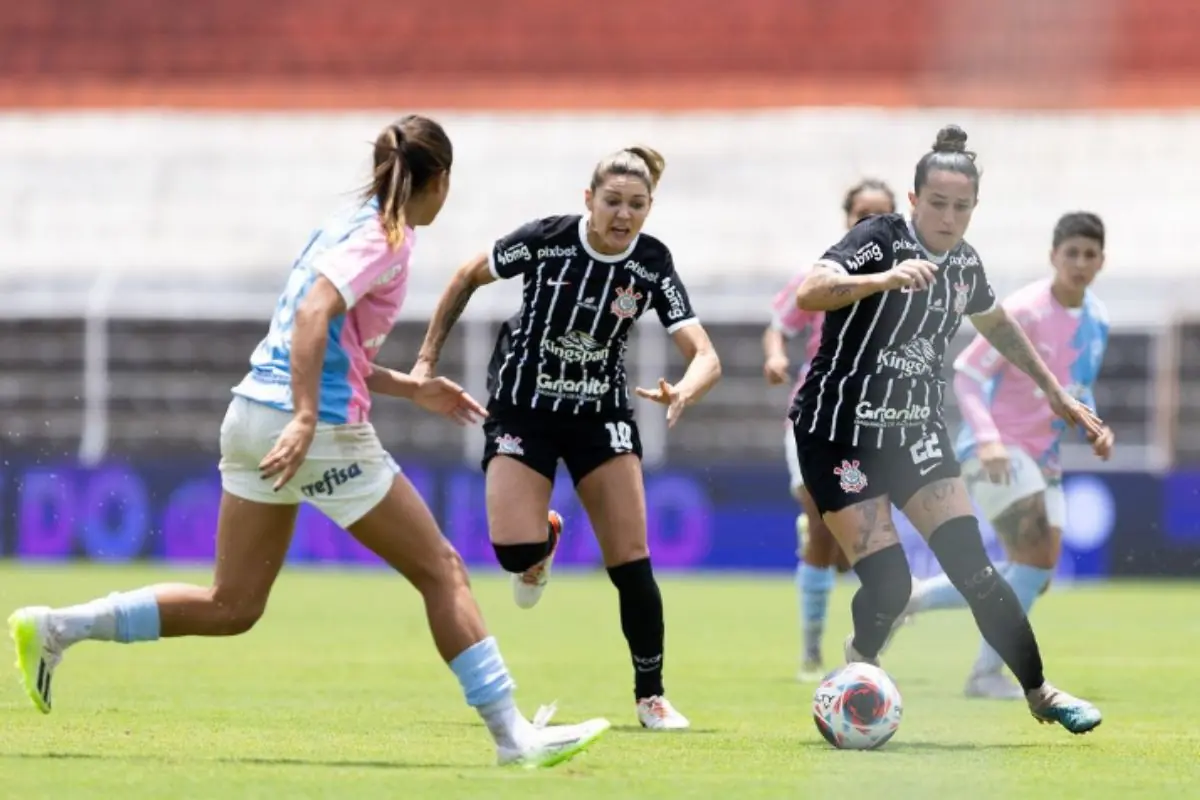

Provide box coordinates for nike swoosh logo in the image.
[919,463,939,476]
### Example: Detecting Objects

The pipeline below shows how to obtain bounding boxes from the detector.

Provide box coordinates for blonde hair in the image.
[590,145,666,193]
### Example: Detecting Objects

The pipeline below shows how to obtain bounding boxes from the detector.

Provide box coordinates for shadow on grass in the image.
[0,752,462,770]
[797,740,1042,753]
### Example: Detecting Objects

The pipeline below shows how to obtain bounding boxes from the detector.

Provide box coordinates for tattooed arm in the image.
[795,263,890,312]
[968,305,1060,394]
[796,259,940,312]
[413,252,495,377]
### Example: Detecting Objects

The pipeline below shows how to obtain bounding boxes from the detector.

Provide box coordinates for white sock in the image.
[49,598,118,646]
[478,695,536,750]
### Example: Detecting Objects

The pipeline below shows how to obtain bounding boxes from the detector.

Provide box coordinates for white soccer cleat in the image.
[7,606,63,714]
[636,695,691,730]
[496,716,611,768]
[843,633,881,668]
[512,511,563,610]
[964,670,1025,701]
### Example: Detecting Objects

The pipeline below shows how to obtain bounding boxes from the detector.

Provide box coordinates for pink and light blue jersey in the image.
[770,265,825,405]
[232,199,413,425]
[953,278,1109,474]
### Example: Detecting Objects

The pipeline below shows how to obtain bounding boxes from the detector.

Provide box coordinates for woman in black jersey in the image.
[413,146,721,731]
[790,125,1108,735]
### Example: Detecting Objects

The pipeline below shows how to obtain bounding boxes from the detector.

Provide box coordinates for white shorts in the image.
[784,426,804,494]
[218,396,400,528]
[962,446,1065,529]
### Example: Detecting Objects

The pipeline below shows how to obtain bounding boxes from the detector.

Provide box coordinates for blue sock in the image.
[797,563,835,661]
[911,561,1012,613]
[449,636,516,709]
[110,588,161,643]
[972,564,1052,676]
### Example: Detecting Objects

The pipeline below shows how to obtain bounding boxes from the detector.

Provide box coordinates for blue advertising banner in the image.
[0,460,1193,578]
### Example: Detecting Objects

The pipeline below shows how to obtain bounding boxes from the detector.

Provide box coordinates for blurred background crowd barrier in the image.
[2,0,1199,577]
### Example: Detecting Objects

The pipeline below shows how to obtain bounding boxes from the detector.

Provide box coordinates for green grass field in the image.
[0,564,1196,798]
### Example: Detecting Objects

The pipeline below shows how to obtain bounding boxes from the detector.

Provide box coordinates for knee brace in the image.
[927,516,1001,601]
[492,541,551,574]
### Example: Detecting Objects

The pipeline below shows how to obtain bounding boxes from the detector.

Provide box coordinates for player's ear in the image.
[907,190,918,210]
[584,188,594,212]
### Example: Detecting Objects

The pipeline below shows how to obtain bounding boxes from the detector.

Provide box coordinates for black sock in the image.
[607,558,665,700]
[491,520,559,573]
[927,516,1045,692]
[849,545,912,658]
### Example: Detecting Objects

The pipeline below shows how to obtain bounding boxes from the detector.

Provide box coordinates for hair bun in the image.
[932,125,968,154]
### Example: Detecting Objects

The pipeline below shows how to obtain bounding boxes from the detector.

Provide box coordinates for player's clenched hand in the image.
[1048,388,1106,442]
[763,354,790,385]
[1090,424,1115,461]
[881,259,939,292]
[259,416,316,491]
[412,376,488,426]
[635,377,688,427]
[976,440,1011,485]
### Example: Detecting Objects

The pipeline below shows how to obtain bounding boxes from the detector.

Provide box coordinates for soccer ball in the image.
[812,662,903,750]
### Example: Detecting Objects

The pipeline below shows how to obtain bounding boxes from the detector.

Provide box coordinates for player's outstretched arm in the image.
[635,324,721,427]
[970,305,1105,441]
[413,252,496,377]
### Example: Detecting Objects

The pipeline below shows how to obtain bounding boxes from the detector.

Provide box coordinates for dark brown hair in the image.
[1052,212,1105,249]
[366,115,453,247]
[590,146,666,193]
[842,178,896,215]
[914,124,981,196]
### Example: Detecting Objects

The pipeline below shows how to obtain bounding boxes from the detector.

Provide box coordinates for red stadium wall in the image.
[2,0,1198,108]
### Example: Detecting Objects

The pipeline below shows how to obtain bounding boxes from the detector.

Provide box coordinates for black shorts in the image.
[481,405,643,485]
[794,422,960,515]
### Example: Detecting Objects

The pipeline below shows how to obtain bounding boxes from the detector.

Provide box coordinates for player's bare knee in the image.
[997,496,1057,569]
[209,587,267,635]
[601,537,649,568]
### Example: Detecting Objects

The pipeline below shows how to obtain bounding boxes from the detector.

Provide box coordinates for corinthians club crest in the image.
[953,282,971,314]
[833,459,868,494]
[610,285,643,320]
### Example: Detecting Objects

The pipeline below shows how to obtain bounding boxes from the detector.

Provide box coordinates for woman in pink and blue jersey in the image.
[7,115,609,767]
[762,178,895,681]
[901,212,1114,700]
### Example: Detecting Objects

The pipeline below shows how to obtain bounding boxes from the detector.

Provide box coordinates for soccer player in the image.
[411,146,722,731]
[763,179,896,681]
[901,212,1113,699]
[789,124,1107,734]
[6,116,609,768]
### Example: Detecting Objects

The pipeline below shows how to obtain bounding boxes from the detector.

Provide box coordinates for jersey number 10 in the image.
[605,421,634,452]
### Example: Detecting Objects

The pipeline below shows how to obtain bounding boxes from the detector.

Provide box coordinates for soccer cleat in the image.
[797,655,825,682]
[843,634,880,667]
[636,695,691,730]
[1027,683,1102,734]
[8,606,62,714]
[512,511,563,610]
[964,670,1025,701]
[496,717,611,768]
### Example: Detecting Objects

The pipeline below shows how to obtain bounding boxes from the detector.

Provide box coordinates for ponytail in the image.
[364,115,454,247]
[374,125,414,248]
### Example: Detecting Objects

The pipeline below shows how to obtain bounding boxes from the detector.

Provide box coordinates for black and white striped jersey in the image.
[791,213,997,449]
[485,215,699,415]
